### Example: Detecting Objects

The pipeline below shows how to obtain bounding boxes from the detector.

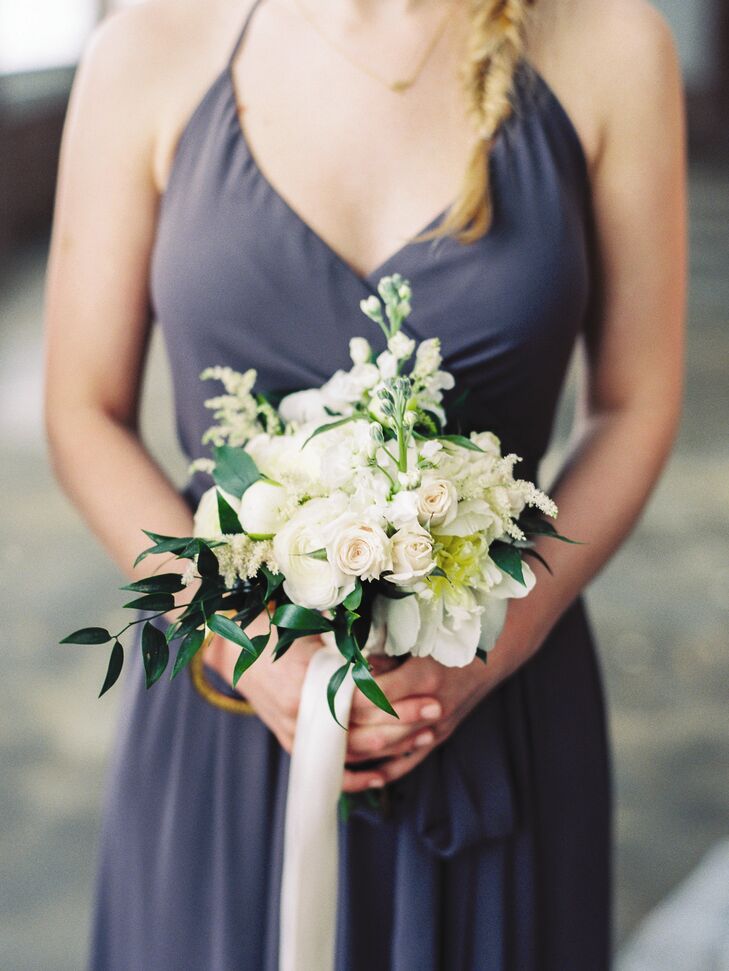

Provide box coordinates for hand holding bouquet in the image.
[62,275,568,721]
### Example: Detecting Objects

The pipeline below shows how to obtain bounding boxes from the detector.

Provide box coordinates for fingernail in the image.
[415,731,434,747]
[420,703,441,719]
[369,778,385,788]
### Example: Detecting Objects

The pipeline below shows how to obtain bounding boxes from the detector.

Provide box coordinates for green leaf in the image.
[352,661,398,718]
[60,627,111,645]
[216,490,244,534]
[171,629,205,679]
[207,613,256,653]
[123,593,175,612]
[261,564,284,601]
[212,445,261,498]
[342,581,363,612]
[232,648,258,684]
[302,416,363,448]
[475,648,489,664]
[133,532,194,567]
[522,548,554,575]
[197,544,220,578]
[490,542,526,585]
[99,640,124,696]
[304,548,328,561]
[438,434,484,453]
[376,581,416,600]
[326,662,351,728]
[272,604,334,633]
[272,628,299,661]
[122,573,185,594]
[428,566,448,579]
[520,515,581,544]
[141,622,169,688]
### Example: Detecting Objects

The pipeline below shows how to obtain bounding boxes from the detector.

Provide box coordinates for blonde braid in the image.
[428,0,533,243]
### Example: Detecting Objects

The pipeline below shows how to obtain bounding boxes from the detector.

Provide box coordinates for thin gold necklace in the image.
[293,0,456,94]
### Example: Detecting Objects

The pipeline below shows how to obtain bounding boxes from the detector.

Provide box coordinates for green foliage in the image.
[99,640,124,697]
[212,445,261,498]
[327,662,351,728]
[217,490,244,534]
[60,627,111,645]
[122,574,185,594]
[352,660,398,718]
[489,542,526,585]
[171,629,205,679]
[272,604,335,633]
[438,434,484,453]
[123,593,175,612]
[142,622,169,688]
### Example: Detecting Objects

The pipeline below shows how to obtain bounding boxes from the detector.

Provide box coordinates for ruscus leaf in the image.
[171,629,205,679]
[212,445,261,498]
[99,640,124,696]
[352,661,398,718]
[141,621,169,688]
[60,627,111,645]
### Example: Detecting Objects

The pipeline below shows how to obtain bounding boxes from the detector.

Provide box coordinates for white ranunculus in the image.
[238,480,288,537]
[387,331,416,361]
[327,517,391,581]
[387,522,435,585]
[417,477,458,528]
[193,485,237,538]
[349,337,372,366]
[272,495,355,610]
[278,388,330,426]
[435,498,502,538]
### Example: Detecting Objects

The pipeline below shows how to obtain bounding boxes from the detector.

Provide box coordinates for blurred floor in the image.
[1,160,728,971]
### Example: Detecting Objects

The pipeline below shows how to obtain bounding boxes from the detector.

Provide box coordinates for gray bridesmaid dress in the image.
[89,2,611,967]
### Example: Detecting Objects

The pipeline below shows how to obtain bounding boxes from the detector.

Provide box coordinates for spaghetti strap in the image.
[228,0,266,66]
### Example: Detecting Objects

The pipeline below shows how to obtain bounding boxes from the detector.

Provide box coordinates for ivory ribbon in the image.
[279,632,356,971]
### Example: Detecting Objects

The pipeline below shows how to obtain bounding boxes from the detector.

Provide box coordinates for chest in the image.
[233,7,474,278]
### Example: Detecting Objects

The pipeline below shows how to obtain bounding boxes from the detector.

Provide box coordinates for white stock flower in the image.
[327,517,391,581]
[419,440,443,461]
[387,522,435,585]
[387,331,416,361]
[272,495,355,610]
[386,490,419,528]
[376,350,398,379]
[398,469,421,490]
[413,338,442,376]
[349,337,372,365]
[238,480,288,537]
[417,477,458,528]
[193,486,237,538]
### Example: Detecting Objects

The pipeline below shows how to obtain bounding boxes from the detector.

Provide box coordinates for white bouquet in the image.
[63,274,566,720]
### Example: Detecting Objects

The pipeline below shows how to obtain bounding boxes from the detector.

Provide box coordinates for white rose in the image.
[327,517,391,581]
[238,480,288,537]
[387,331,416,361]
[278,388,329,426]
[273,496,355,610]
[349,337,372,365]
[387,522,435,585]
[417,477,458,528]
[193,485,237,538]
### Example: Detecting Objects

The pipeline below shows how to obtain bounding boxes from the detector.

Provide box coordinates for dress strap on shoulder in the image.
[228,0,266,66]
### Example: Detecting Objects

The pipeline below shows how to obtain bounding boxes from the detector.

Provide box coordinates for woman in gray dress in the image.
[45,0,685,967]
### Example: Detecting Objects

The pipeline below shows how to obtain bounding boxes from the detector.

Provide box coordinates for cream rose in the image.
[272,496,355,610]
[387,522,435,585]
[416,478,458,528]
[327,518,391,581]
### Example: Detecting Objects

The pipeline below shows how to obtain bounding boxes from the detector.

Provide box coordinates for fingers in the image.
[341,741,434,793]
[350,691,442,728]
[349,657,442,723]
[345,722,436,763]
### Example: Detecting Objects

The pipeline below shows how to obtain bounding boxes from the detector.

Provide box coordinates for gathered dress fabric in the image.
[89,3,612,968]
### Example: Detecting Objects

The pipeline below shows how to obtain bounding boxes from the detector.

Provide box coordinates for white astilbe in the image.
[213,535,278,589]
[200,366,281,447]
[188,457,216,476]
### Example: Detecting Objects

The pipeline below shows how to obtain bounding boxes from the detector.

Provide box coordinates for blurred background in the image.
[1,1,728,969]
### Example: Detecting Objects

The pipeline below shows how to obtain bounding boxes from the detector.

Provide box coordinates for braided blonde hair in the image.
[428,0,534,243]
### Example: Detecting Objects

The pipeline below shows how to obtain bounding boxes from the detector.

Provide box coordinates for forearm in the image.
[47,405,193,581]
[490,400,679,682]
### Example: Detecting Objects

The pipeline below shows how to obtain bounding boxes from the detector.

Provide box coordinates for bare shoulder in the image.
[529,0,682,165]
[72,0,257,186]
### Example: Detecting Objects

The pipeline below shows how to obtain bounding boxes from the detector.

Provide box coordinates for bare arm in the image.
[345,3,687,790]
[45,12,194,579]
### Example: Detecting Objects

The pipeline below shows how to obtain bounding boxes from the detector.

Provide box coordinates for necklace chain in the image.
[293,0,455,94]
